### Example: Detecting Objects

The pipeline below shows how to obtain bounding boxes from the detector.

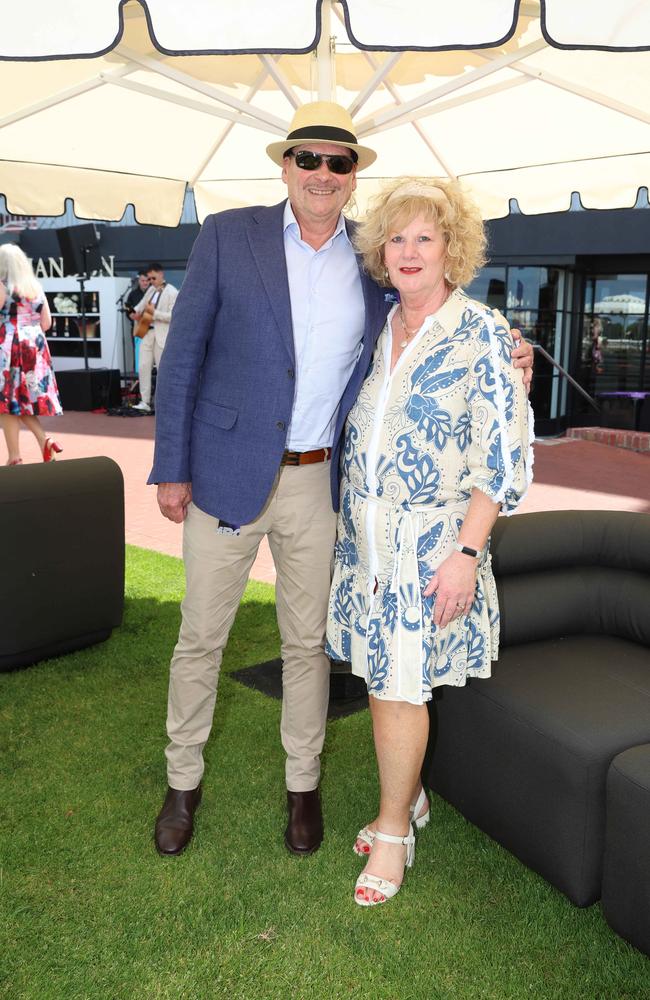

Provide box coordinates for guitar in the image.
[134,300,155,339]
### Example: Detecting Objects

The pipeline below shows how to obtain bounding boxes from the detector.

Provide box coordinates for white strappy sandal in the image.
[354,825,416,907]
[353,787,430,857]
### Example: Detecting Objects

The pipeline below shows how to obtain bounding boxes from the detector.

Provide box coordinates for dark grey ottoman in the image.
[429,635,650,907]
[602,744,650,955]
[426,510,650,908]
[0,456,124,670]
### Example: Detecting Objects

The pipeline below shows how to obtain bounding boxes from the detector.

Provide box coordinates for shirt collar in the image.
[283,199,350,246]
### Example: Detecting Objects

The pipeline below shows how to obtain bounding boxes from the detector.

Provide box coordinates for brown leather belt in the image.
[281,447,332,466]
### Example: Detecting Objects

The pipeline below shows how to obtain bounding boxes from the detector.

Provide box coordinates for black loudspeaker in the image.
[56,224,102,276]
[55,369,121,411]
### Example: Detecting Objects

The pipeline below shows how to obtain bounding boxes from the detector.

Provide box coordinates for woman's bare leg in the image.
[1,413,21,463]
[20,414,47,453]
[356,696,429,904]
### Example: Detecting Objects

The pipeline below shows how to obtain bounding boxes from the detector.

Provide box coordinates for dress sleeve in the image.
[459,307,534,514]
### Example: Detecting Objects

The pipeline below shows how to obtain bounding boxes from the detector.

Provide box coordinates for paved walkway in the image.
[16,411,650,585]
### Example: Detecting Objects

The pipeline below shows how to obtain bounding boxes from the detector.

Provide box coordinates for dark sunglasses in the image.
[287,149,356,175]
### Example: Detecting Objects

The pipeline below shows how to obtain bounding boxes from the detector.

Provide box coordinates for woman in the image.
[0,243,63,464]
[326,178,533,906]
[590,316,605,376]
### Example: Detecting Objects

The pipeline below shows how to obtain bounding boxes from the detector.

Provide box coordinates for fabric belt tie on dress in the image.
[390,510,424,703]
[281,447,332,466]
[353,485,425,705]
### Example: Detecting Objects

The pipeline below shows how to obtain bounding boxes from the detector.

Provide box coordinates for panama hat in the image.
[266,101,376,171]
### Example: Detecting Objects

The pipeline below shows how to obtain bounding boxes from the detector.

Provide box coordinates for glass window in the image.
[506,266,561,310]
[503,308,537,342]
[585,274,647,314]
[581,274,648,396]
[465,266,505,310]
[468,264,575,427]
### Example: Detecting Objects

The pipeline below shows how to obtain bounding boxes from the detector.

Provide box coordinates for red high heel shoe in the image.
[6,457,23,466]
[42,438,63,462]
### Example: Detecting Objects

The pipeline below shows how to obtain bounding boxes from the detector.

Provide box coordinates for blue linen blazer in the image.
[148,200,390,525]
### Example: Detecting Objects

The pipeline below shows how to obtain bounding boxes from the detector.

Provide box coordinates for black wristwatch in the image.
[455,542,482,559]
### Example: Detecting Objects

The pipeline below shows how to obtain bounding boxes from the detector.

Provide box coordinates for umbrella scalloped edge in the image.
[0,161,187,227]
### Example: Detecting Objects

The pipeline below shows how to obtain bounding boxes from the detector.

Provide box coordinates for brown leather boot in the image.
[284,788,323,855]
[154,784,202,856]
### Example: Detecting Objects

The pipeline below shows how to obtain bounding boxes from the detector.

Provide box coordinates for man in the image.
[125,269,150,322]
[123,270,150,385]
[133,263,178,413]
[149,102,534,858]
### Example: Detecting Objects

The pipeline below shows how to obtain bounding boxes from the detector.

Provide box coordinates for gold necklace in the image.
[398,306,419,348]
[398,286,452,349]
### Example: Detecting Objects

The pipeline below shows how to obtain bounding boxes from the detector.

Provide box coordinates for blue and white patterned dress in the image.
[326,289,534,704]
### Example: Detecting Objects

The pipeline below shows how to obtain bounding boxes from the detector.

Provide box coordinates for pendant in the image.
[400,339,408,348]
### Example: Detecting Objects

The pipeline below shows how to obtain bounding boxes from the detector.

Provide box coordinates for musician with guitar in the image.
[124,270,150,376]
[133,263,179,413]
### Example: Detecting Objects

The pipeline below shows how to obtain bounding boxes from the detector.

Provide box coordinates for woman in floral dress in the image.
[0,243,63,465]
[326,179,533,906]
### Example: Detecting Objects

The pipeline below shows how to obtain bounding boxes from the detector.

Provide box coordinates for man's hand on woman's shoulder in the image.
[510,329,534,392]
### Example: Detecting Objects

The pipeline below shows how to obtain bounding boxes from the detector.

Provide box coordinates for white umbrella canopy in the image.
[0,0,648,226]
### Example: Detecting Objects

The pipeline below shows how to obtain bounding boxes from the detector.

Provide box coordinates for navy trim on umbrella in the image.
[1,0,649,61]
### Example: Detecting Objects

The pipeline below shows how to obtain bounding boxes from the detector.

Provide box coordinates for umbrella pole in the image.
[316,0,336,100]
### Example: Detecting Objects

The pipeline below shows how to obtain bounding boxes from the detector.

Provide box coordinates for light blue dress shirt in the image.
[283,200,366,451]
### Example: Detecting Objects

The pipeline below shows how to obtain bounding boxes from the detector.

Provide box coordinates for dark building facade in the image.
[470,204,650,434]
[17,202,650,435]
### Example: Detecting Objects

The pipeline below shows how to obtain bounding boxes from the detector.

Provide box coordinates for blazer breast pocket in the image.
[193,399,238,430]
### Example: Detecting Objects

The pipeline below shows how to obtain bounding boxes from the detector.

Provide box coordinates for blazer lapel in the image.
[246,201,295,362]
[345,217,388,353]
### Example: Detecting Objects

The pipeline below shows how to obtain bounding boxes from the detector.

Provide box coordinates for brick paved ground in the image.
[11,411,650,585]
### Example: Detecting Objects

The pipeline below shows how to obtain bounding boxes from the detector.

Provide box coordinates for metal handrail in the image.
[532,343,600,413]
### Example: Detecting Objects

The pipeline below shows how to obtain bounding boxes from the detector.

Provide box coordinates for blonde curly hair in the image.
[353,177,486,289]
[0,243,42,300]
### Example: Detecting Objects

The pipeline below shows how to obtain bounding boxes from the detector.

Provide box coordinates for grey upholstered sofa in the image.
[426,509,650,922]
[0,456,124,671]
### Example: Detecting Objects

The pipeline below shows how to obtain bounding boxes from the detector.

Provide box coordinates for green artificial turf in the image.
[1,545,649,1000]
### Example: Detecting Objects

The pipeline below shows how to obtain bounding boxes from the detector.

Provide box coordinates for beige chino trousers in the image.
[165,460,337,792]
